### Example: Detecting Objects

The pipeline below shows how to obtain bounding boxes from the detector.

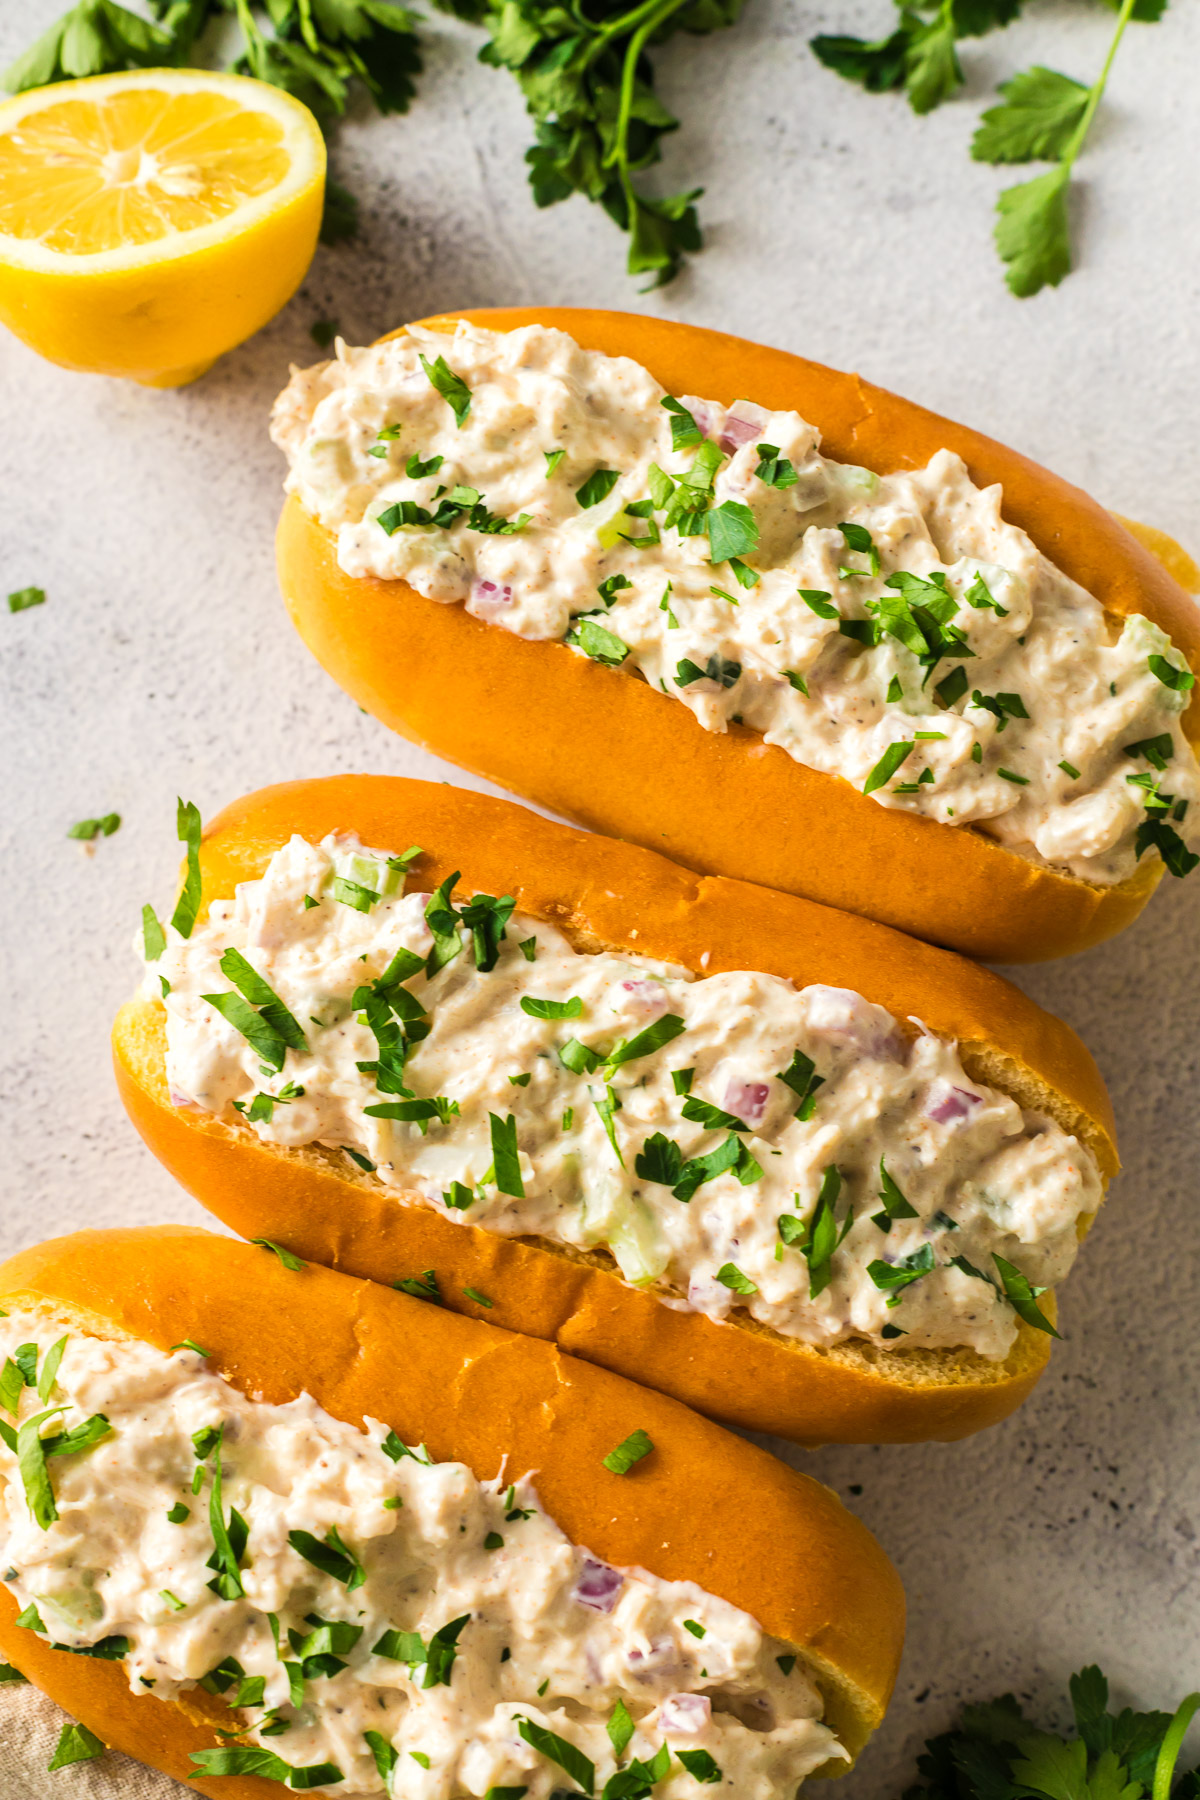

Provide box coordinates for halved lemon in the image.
[0,68,325,386]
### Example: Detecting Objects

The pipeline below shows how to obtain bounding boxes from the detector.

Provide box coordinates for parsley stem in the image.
[1152,1693,1200,1800]
[1061,0,1138,175]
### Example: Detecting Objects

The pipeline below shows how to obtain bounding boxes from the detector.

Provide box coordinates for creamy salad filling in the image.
[271,322,1199,888]
[143,835,1103,1362]
[0,1317,839,1797]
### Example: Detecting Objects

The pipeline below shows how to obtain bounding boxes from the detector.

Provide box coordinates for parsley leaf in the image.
[419,352,472,425]
[169,798,203,940]
[973,65,1090,163]
[601,1429,653,1475]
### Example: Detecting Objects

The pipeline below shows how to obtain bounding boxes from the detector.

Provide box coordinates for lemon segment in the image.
[0,68,326,386]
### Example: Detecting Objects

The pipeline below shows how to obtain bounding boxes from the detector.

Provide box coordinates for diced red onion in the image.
[717,411,761,453]
[620,979,669,1017]
[684,398,713,438]
[722,1077,769,1127]
[660,1694,711,1735]
[803,985,905,1061]
[169,1089,201,1111]
[627,1636,678,1679]
[574,1559,623,1613]
[926,1084,984,1125]
[470,578,513,621]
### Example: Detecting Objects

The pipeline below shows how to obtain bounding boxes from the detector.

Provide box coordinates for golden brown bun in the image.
[115,776,1114,1445]
[0,1226,904,1795]
[275,307,1200,963]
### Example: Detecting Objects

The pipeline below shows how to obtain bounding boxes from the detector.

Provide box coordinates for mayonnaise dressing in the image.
[145,835,1103,1361]
[0,1316,839,1798]
[270,322,1199,888]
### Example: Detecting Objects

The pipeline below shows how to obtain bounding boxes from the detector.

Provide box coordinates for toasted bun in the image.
[0,1227,904,1795]
[275,308,1200,963]
[114,776,1115,1446]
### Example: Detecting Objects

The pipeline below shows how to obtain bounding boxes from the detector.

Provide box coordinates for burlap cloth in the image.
[0,1682,187,1797]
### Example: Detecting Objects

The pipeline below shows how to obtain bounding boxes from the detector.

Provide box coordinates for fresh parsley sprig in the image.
[900,1665,1199,1800]
[812,0,1169,297]
[438,0,748,286]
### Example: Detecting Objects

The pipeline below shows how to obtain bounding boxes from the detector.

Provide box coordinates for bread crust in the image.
[114,775,1113,1445]
[0,1226,904,1794]
[274,307,1200,962]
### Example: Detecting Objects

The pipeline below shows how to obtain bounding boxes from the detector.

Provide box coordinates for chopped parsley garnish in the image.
[189,1748,345,1785]
[1148,653,1195,693]
[872,1158,919,1232]
[394,1269,441,1304]
[421,1613,470,1687]
[508,1071,531,1087]
[671,1067,695,1095]
[673,1133,760,1201]
[576,467,621,509]
[544,448,566,477]
[778,1046,824,1120]
[936,665,970,709]
[786,669,809,695]
[676,653,742,690]
[288,1526,365,1591]
[251,1238,306,1271]
[597,573,634,606]
[48,1724,105,1771]
[484,1530,504,1550]
[705,499,759,563]
[593,1084,624,1167]
[970,689,1029,731]
[1123,733,1173,771]
[8,586,45,613]
[167,1502,190,1523]
[67,812,120,841]
[800,1166,853,1297]
[716,1261,757,1295]
[364,1732,398,1780]
[198,1432,247,1604]
[838,520,881,576]
[677,1749,723,1783]
[709,584,739,606]
[233,1079,305,1124]
[602,1428,654,1475]
[681,1096,747,1132]
[635,1132,684,1187]
[517,1717,595,1796]
[964,572,1008,615]
[753,442,798,488]
[168,798,203,939]
[568,617,630,665]
[997,767,1029,784]
[424,871,464,974]
[728,556,759,588]
[463,1287,493,1307]
[863,740,914,795]
[559,1037,604,1076]
[520,994,583,1019]
[36,1337,66,1403]
[373,1627,426,1664]
[419,352,471,425]
[14,1407,113,1530]
[518,936,538,962]
[993,1253,1062,1337]
[661,395,704,450]
[406,450,444,478]
[868,1242,936,1305]
[606,1013,687,1068]
[141,903,166,961]
[683,1619,706,1639]
[332,874,381,912]
[1059,760,1081,778]
[344,1147,376,1173]
[489,1111,525,1198]
[608,1696,636,1756]
[801,588,839,619]
[0,1664,26,1684]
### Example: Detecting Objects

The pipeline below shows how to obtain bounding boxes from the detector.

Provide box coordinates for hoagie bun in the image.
[273,309,1200,964]
[115,777,1116,1446]
[0,1227,903,1796]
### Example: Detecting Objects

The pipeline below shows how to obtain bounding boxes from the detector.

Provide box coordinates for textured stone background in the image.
[1,0,1198,1791]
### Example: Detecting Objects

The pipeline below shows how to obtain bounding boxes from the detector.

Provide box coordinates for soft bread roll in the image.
[0,1226,904,1797]
[113,776,1117,1447]
[274,308,1200,964]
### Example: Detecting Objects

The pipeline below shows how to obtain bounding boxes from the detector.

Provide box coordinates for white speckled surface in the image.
[1,0,1199,1791]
